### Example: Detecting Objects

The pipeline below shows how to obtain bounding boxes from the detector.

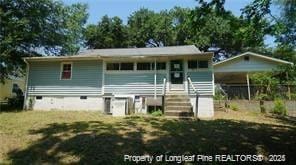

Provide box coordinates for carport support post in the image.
[246,73,251,101]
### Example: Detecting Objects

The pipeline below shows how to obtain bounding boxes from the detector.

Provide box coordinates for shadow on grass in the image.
[8,116,296,164]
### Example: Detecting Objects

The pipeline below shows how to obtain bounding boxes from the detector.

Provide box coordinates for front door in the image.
[170,60,184,85]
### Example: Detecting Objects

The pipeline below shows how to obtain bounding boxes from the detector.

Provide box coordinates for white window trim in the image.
[60,62,73,80]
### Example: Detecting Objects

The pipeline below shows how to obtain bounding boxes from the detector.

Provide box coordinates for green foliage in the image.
[272,99,287,116]
[230,103,239,111]
[251,72,279,100]
[151,109,163,116]
[85,15,128,48]
[0,0,88,82]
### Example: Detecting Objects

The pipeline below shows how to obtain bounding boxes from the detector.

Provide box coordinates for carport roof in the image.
[214,52,293,66]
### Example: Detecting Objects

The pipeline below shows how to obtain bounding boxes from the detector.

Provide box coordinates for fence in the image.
[219,84,296,100]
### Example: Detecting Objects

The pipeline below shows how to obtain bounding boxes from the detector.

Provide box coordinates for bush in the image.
[230,103,239,111]
[151,110,162,116]
[272,99,287,116]
[7,96,24,109]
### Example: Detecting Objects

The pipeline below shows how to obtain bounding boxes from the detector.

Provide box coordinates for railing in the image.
[162,78,167,96]
[216,84,229,110]
[187,76,198,94]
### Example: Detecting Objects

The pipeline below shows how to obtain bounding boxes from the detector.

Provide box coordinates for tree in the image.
[84,15,128,49]
[169,7,191,46]
[0,0,88,82]
[127,8,174,47]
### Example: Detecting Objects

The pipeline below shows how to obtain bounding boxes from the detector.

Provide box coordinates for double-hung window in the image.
[61,63,72,79]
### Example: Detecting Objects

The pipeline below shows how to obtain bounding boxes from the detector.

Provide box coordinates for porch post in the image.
[246,73,251,101]
[154,59,157,100]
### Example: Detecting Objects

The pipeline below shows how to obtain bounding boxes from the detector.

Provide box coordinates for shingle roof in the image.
[24,45,211,61]
[77,45,202,57]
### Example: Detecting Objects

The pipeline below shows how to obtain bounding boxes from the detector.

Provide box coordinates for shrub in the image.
[230,103,239,111]
[272,99,287,116]
[7,96,24,109]
[151,110,162,116]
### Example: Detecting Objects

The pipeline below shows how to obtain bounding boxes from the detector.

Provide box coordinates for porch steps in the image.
[164,91,194,118]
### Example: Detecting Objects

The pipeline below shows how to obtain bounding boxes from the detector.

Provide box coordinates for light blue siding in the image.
[214,56,280,72]
[104,72,166,95]
[28,60,102,96]
[187,71,213,95]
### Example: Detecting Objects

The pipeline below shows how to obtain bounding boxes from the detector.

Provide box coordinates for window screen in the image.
[120,63,134,70]
[107,63,120,70]
[137,62,151,70]
[198,60,208,68]
[188,60,197,69]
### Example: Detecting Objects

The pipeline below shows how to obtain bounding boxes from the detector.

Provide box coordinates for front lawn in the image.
[0,110,295,164]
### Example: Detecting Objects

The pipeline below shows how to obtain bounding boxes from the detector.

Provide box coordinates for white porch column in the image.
[246,73,251,101]
[154,59,157,99]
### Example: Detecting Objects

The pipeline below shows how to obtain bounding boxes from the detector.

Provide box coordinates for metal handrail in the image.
[162,78,166,96]
[216,84,229,109]
[187,76,198,94]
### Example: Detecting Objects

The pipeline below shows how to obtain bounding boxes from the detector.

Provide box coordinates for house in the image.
[213,52,293,100]
[0,76,25,104]
[23,45,214,118]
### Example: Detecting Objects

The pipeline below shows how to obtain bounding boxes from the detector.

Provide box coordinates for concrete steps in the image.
[164,91,193,118]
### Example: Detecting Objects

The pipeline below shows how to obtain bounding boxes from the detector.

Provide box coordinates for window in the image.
[106,63,134,71]
[120,63,133,70]
[80,96,87,99]
[244,56,250,61]
[198,60,208,68]
[188,60,198,69]
[61,63,72,79]
[156,62,166,70]
[36,96,42,100]
[107,63,119,70]
[137,62,151,70]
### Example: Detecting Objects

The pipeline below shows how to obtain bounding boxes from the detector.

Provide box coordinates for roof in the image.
[24,45,211,61]
[214,52,293,66]
[78,45,202,57]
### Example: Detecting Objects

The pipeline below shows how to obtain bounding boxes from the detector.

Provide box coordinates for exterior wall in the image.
[190,95,214,118]
[0,78,25,102]
[27,60,103,96]
[214,56,280,73]
[197,95,214,117]
[104,72,166,95]
[27,96,103,111]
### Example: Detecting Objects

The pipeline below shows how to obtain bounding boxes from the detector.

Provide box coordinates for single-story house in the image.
[23,46,293,118]
[213,52,293,100]
[23,45,214,118]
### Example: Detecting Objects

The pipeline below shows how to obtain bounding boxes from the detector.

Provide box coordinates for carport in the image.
[213,52,293,100]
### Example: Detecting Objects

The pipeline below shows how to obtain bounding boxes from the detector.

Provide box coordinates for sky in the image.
[62,0,276,47]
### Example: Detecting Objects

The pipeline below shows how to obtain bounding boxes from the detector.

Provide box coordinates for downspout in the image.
[23,59,29,110]
[154,58,157,100]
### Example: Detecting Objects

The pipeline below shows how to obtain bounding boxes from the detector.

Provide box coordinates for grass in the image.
[0,110,295,164]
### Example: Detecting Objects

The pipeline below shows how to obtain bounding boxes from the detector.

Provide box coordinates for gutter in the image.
[23,59,30,110]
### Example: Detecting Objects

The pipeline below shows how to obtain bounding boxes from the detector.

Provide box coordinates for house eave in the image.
[213,52,293,66]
